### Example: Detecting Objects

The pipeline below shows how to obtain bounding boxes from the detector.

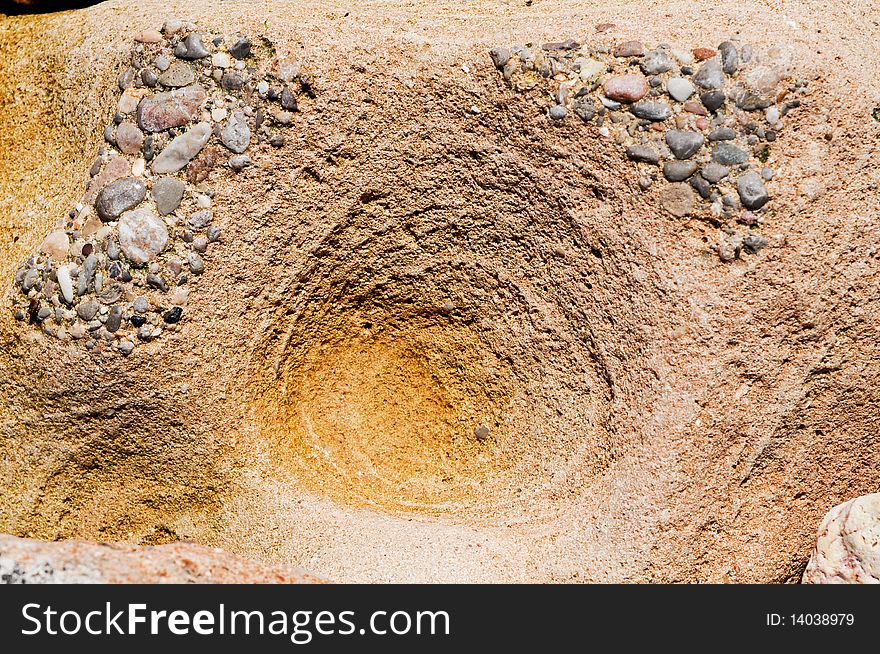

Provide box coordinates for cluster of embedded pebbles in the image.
[489,38,804,262]
[10,19,311,354]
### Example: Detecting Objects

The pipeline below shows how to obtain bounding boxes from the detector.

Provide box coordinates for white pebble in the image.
[470,105,481,115]
[257,80,269,95]
[212,52,231,68]
[598,126,610,137]
[131,158,146,176]
[765,107,780,124]
[211,107,228,122]
[710,202,723,216]
[234,61,245,71]
[56,266,73,304]
[196,194,211,208]
[461,64,470,73]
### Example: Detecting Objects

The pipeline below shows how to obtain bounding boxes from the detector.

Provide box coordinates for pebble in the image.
[192,236,209,253]
[151,121,212,173]
[229,37,252,59]
[734,89,771,111]
[630,101,672,121]
[38,230,69,260]
[229,154,252,171]
[692,47,716,61]
[175,33,210,59]
[718,242,736,262]
[718,41,739,74]
[146,273,168,291]
[212,52,231,68]
[712,142,749,165]
[682,100,707,116]
[115,122,145,156]
[137,84,207,132]
[118,340,135,355]
[666,77,694,102]
[743,233,769,253]
[474,425,490,441]
[95,177,146,221]
[693,59,724,89]
[76,300,99,321]
[186,210,213,230]
[762,167,774,181]
[765,106,780,124]
[135,29,163,43]
[663,160,698,182]
[220,111,251,153]
[640,50,673,75]
[105,305,123,333]
[690,175,713,200]
[257,80,270,95]
[625,144,660,164]
[163,307,183,324]
[118,208,169,264]
[603,74,648,103]
[549,105,567,120]
[659,183,694,217]
[221,71,244,91]
[206,226,221,242]
[614,41,644,57]
[269,135,285,148]
[736,171,770,209]
[77,254,98,296]
[158,61,195,87]
[154,55,170,71]
[152,177,185,215]
[701,162,730,183]
[665,130,704,159]
[141,69,158,87]
[187,252,205,274]
[708,127,736,141]
[638,176,653,190]
[117,88,148,114]
[131,298,148,315]
[118,67,136,90]
[489,47,510,69]
[572,97,596,122]
[280,86,298,111]
[699,90,725,113]
[56,266,74,304]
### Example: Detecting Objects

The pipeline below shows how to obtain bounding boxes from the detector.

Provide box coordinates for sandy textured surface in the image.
[0,534,326,583]
[1,0,879,583]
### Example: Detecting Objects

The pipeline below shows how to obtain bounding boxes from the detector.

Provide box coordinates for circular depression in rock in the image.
[251,180,619,520]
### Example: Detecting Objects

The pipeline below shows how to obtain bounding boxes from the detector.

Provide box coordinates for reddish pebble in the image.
[81,243,93,257]
[682,100,708,116]
[695,117,709,130]
[651,122,666,132]
[614,40,645,57]
[603,74,648,102]
[135,30,163,44]
[596,22,616,32]
[693,47,717,61]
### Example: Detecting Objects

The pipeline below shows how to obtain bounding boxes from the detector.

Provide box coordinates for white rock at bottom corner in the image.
[118,208,169,265]
[802,493,880,584]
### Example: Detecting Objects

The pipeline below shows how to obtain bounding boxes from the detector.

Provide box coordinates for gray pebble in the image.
[762,167,774,181]
[718,41,739,74]
[187,252,205,274]
[693,59,724,89]
[146,273,168,292]
[280,86,298,111]
[572,97,596,122]
[736,171,770,209]
[104,124,115,144]
[37,307,51,321]
[76,300,99,321]
[118,67,136,90]
[743,233,769,253]
[708,127,736,141]
[712,142,749,166]
[206,226,221,242]
[77,254,98,296]
[193,236,208,252]
[690,174,714,200]
[151,177,185,215]
[734,89,771,111]
[174,33,210,59]
[640,50,673,75]
[663,160,698,182]
[269,135,285,148]
[105,305,123,333]
[665,130,704,159]
[701,162,730,183]
[95,177,146,221]
[221,111,251,153]
[118,340,135,355]
[229,154,252,171]
[549,104,567,120]
[187,210,213,230]
[141,68,158,87]
[221,71,244,91]
[133,296,149,313]
[700,90,725,113]
[630,101,672,121]
[229,37,252,59]
[626,144,660,164]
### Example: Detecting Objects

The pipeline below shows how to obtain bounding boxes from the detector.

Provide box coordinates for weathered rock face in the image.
[0,534,326,584]
[1,0,879,586]
[803,495,880,584]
